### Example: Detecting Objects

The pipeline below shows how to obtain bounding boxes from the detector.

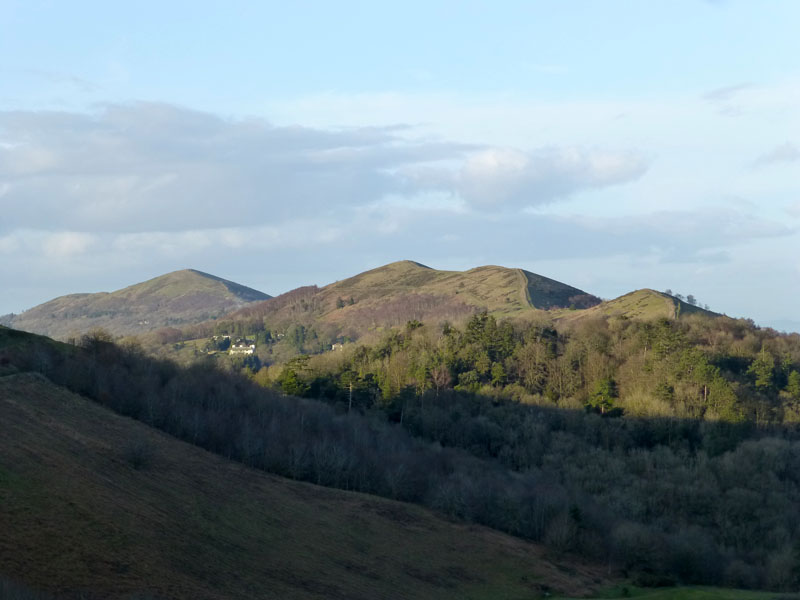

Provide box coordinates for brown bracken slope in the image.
[0,372,608,600]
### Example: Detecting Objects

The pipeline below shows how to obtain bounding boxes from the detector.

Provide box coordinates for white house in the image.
[229,342,256,355]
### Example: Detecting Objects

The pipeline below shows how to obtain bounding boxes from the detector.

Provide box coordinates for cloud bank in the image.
[0,103,650,236]
[0,102,795,326]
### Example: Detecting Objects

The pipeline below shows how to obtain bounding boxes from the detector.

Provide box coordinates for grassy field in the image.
[0,371,609,599]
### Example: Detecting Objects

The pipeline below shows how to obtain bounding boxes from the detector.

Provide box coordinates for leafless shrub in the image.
[123,439,155,470]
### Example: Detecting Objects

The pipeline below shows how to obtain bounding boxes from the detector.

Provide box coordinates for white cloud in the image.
[0,103,650,234]
[42,232,96,259]
[458,146,648,207]
[787,202,800,217]
[402,146,648,208]
[561,207,794,261]
[0,232,20,254]
[753,142,800,167]
[0,230,96,259]
[703,82,754,102]
[110,230,215,257]
[0,103,468,234]
[108,222,345,259]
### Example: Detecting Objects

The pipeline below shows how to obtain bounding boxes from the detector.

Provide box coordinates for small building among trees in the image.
[229,340,256,355]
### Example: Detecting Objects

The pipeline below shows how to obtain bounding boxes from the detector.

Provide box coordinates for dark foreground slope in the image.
[0,372,606,600]
[9,269,270,340]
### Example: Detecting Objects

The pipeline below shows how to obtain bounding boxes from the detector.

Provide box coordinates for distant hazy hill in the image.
[226,260,598,339]
[9,269,270,340]
[0,332,605,599]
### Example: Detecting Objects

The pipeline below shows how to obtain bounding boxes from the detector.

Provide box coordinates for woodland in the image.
[4,309,800,591]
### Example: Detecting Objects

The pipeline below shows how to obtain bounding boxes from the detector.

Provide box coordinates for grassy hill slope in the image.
[223,261,595,344]
[0,371,606,600]
[323,261,591,312]
[554,289,717,324]
[9,269,270,340]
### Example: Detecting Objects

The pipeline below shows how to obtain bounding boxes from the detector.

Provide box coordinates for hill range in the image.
[6,261,715,346]
[197,260,714,346]
[198,260,605,344]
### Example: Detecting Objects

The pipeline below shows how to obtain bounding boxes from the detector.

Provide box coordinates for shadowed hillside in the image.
[0,370,606,600]
[8,269,270,340]
[558,585,800,600]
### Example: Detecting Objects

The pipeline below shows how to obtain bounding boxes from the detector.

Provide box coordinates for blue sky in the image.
[1,0,799,330]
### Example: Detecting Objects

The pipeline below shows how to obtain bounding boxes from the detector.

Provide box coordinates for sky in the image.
[1,0,799,331]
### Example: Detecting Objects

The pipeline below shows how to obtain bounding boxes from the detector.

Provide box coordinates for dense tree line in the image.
[3,322,800,590]
[281,313,800,425]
